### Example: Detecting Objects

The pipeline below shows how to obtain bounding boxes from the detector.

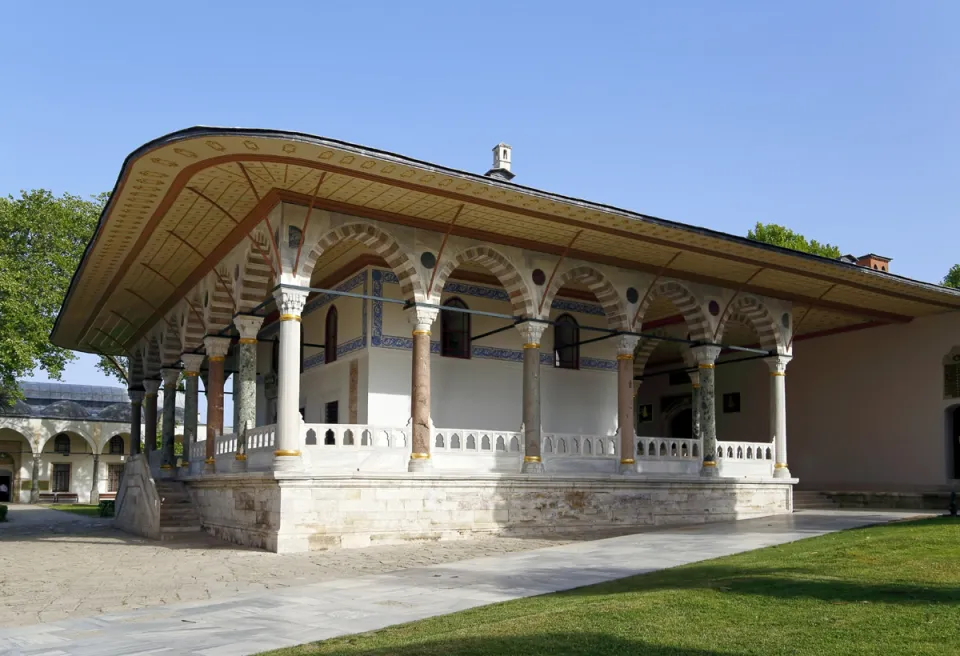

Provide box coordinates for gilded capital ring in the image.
[279,314,301,322]
[410,452,431,459]
[523,455,542,463]
[274,449,301,457]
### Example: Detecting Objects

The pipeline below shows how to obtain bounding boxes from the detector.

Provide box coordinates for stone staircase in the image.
[155,480,202,541]
[793,491,843,510]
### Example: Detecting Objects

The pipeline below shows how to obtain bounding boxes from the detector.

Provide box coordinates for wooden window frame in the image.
[553,314,580,370]
[441,298,471,360]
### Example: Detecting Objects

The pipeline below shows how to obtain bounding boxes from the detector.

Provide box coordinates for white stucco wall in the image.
[367,267,619,436]
[788,312,960,492]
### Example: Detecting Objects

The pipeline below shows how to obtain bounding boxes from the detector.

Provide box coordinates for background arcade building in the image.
[44,127,960,551]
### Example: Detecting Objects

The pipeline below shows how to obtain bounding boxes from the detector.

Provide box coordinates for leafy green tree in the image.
[0,189,125,403]
[747,222,842,259]
[943,264,960,289]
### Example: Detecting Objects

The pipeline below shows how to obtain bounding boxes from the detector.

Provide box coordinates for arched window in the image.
[554,314,580,369]
[108,435,124,455]
[325,306,338,364]
[54,434,71,455]
[441,298,471,359]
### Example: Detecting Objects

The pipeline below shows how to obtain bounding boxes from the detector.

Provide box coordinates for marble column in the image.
[142,379,161,456]
[617,335,640,473]
[765,354,792,479]
[29,450,40,504]
[180,353,204,475]
[203,336,232,474]
[517,322,547,473]
[159,367,180,476]
[407,305,439,472]
[128,389,144,456]
[273,287,308,472]
[688,371,702,442]
[90,453,100,504]
[233,315,264,472]
[690,345,722,477]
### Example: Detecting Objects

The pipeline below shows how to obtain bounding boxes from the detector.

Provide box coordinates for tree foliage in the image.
[747,222,842,259]
[943,264,960,289]
[0,190,123,402]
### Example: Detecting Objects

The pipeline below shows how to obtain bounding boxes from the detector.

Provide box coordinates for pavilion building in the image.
[48,127,960,552]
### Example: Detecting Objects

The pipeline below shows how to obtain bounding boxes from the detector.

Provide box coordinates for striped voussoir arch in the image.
[635,280,713,343]
[158,320,182,366]
[205,269,235,332]
[716,296,784,352]
[545,265,630,330]
[235,245,273,314]
[633,334,666,376]
[301,223,422,301]
[179,296,206,351]
[432,246,537,317]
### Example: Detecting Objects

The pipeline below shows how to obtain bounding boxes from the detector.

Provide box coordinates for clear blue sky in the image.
[2,1,957,405]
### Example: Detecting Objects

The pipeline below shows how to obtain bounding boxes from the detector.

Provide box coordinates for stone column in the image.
[203,336,232,474]
[517,322,547,473]
[180,353,204,475]
[233,315,264,472]
[690,345,722,477]
[688,371,701,441]
[90,453,100,504]
[159,367,180,476]
[30,449,40,504]
[616,335,640,473]
[142,379,161,455]
[765,354,792,479]
[407,305,440,472]
[273,287,308,472]
[128,389,144,456]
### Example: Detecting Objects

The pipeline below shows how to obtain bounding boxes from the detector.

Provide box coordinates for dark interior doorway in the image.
[0,473,12,502]
[670,408,694,440]
[952,407,960,480]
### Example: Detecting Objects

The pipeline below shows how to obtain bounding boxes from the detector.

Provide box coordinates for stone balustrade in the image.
[715,440,775,478]
[183,423,778,479]
[433,428,523,454]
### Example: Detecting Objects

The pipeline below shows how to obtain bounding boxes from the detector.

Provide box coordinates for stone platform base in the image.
[184,473,795,553]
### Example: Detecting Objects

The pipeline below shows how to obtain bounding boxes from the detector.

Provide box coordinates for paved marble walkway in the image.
[0,510,929,656]
[0,505,575,628]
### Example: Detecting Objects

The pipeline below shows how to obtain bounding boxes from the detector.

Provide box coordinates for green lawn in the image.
[261,518,960,656]
[48,504,101,517]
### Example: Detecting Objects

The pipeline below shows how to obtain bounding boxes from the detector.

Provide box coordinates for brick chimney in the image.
[855,254,891,272]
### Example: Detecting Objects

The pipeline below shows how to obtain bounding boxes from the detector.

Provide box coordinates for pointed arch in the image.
[178,292,206,352]
[634,280,712,343]
[234,231,273,313]
[158,318,182,366]
[633,334,664,376]
[38,427,97,455]
[141,336,162,379]
[542,265,629,330]
[203,267,234,332]
[300,222,423,301]
[430,245,537,318]
[715,295,785,353]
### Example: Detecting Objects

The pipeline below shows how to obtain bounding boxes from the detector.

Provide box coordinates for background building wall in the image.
[789,312,960,492]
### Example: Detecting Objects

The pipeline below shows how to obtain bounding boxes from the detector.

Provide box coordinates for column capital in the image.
[689,344,722,367]
[204,336,232,359]
[516,321,547,347]
[406,304,440,334]
[687,370,700,387]
[273,287,308,320]
[616,334,639,357]
[127,389,144,403]
[234,314,265,342]
[142,379,161,396]
[181,353,205,375]
[764,353,792,375]
[161,367,181,387]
